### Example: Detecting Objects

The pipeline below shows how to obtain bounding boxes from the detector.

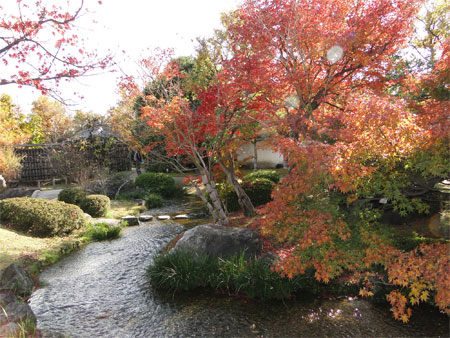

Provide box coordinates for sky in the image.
[1,0,241,116]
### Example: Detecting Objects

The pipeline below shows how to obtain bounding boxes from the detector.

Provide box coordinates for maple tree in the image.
[225,0,449,321]
[0,0,112,96]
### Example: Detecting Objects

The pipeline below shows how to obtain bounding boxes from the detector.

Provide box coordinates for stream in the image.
[29,214,449,337]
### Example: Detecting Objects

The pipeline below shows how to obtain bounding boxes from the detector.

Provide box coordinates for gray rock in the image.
[121,216,139,226]
[173,224,262,259]
[0,188,34,200]
[139,215,153,222]
[0,301,36,326]
[0,322,20,337]
[0,293,16,307]
[0,264,34,296]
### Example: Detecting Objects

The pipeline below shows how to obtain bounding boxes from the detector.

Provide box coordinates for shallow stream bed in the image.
[29,220,449,337]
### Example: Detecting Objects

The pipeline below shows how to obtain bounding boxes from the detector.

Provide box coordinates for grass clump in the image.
[148,250,217,291]
[0,197,86,237]
[148,250,323,300]
[80,194,110,217]
[83,222,121,241]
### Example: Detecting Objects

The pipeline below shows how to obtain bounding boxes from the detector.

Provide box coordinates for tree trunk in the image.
[252,139,258,171]
[199,170,228,225]
[219,156,256,218]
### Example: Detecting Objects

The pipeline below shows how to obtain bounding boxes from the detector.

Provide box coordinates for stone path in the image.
[31,189,62,200]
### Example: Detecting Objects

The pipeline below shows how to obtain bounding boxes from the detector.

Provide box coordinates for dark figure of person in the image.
[133,149,142,175]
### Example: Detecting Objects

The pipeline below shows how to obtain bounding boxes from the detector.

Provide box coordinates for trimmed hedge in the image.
[58,187,85,205]
[220,178,275,212]
[80,194,110,217]
[0,197,86,237]
[244,169,281,184]
[134,172,178,198]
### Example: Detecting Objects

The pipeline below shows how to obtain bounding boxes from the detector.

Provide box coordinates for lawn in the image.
[0,226,77,271]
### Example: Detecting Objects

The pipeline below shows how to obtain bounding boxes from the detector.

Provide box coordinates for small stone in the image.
[139,215,153,222]
[174,214,188,220]
[187,212,208,219]
[157,215,171,220]
[120,216,139,226]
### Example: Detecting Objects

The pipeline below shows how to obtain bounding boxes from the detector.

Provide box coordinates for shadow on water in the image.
[147,287,450,338]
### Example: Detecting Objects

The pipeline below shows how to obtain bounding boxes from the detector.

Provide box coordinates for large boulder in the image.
[0,187,34,200]
[173,224,262,259]
[0,263,34,296]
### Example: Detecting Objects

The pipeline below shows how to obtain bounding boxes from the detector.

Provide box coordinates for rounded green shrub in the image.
[58,187,86,205]
[0,197,86,237]
[244,169,281,184]
[146,193,163,209]
[134,172,177,198]
[80,194,110,217]
[146,162,171,173]
[220,178,275,212]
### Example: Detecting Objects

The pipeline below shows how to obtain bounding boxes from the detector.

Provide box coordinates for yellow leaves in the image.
[401,314,409,323]
[420,290,429,302]
[359,288,374,298]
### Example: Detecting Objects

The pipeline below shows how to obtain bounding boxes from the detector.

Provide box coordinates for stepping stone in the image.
[157,215,171,220]
[121,216,139,226]
[139,215,153,222]
[174,214,188,219]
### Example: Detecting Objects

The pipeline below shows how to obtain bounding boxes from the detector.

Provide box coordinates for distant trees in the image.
[29,96,73,143]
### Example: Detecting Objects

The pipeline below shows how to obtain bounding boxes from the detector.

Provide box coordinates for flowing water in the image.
[29,219,449,338]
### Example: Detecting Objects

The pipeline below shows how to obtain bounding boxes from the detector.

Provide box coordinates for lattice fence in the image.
[2,141,131,183]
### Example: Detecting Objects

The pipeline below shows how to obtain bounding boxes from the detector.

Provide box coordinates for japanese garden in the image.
[0,0,449,337]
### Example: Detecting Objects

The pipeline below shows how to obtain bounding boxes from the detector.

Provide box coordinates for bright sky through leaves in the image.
[1,0,241,115]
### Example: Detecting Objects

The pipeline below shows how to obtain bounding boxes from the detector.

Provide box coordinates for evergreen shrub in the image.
[58,187,86,205]
[0,197,86,236]
[220,178,275,212]
[244,169,281,184]
[80,194,110,217]
[146,193,163,209]
[134,173,177,198]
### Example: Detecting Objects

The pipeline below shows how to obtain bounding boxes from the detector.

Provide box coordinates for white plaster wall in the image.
[237,141,284,168]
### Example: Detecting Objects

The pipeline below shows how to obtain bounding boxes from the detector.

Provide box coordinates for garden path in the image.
[31,189,62,200]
